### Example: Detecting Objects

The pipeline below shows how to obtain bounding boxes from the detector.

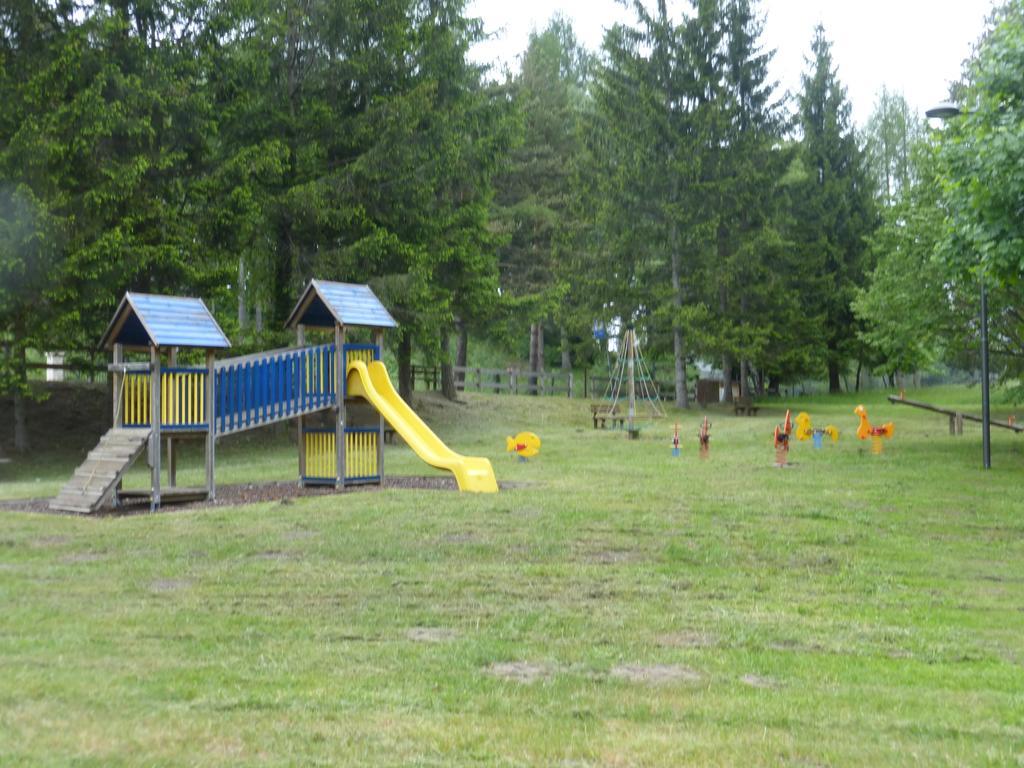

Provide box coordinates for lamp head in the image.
[926,101,964,120]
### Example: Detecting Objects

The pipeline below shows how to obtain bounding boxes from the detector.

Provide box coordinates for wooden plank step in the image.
[76,459,132,474]
[48,503,94,513]
[100,434,148,444]
[52,494,96,507]
[86,450,139,462]
[73,469,117,482]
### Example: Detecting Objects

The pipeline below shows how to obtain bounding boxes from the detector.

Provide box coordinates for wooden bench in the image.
[734,396,760,416]
[590,403,626,429]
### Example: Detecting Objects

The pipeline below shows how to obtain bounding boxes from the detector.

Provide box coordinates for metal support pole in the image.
[297,324,306,485]
[335,323,346,488]
[206,349,216,499]
[981,280,991,469]
[150,345,161,511]
[627,328,636,433]
[374,329,385,483]
[166,348,177,487]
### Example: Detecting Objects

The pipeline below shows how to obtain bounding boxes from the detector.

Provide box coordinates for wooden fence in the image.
[409,365,575,397]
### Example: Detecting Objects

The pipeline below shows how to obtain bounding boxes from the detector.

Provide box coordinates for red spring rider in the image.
[773,409,792,466]
[698,416,711,458]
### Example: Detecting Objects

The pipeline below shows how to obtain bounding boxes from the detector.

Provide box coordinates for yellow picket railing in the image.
[304,431,336,480]
[303,429,378,481]
[345,347,376,369]
[121,370,207,428]
[345,430,378,480]
[123,373,151,426]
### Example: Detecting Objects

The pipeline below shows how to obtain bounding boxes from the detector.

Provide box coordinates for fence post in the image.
[476,367,482,391]
[510,369,517,395]
[568,372,574,399]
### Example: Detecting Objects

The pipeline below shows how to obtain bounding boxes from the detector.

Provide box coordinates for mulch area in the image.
[0,475,461,517]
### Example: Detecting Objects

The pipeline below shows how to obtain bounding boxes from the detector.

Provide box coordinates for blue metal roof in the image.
[286,280,398,330]
[100,293,231,349]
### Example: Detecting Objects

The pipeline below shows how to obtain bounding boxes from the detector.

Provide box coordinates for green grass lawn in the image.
[1,386,1023,765]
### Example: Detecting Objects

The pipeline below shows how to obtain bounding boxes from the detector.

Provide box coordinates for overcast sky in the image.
[466,0,994,127]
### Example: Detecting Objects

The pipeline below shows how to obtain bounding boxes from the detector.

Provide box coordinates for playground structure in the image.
[795,412,839,449]
[887,394,1024,435]
[854,404,894,454]
[594,325,664,438]
[51,281,497,513]
[506,431,540,461]
[773,409,793,466]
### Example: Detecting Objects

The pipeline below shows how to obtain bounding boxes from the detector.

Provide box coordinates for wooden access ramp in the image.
[50,428,151,513]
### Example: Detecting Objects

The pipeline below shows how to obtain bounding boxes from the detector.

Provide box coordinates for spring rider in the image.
[698,416,711,459]
[773,409,793,467]
[795,412,839,449]
[854,404,894,454]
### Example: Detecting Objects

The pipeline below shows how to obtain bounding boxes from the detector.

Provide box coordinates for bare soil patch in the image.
[609,664,702,685]
[484,661,552,683]
[740,673,779,689]
[149,578,191,592]
[406,627,458,643]
[59,552,105,564]
[656,630,716,649]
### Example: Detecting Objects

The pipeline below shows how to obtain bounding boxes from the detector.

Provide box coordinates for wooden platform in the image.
[117,487,210,505]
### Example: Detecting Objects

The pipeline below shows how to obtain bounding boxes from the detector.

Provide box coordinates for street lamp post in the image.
[926,102,991,469]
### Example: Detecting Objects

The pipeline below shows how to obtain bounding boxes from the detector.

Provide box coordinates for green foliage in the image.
[789,25,878,391]
[493,16,592,352]
[936,1,1024,288]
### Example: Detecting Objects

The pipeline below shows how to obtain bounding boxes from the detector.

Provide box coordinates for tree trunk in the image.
[855,360,862,393]
[529,322,543,395]
[670,219,689,408]
[560,325,571,371]
[238,258,248,330]
[722,353,734,402]
[397,332,413,402]
[756,368,765,396]
[274,219,294,327]
[440,331,457,401]
[13,339,28,453]
[828,360,841,394]
[740,359,750,399]
[536,323,544,372]
[455,320,468,387]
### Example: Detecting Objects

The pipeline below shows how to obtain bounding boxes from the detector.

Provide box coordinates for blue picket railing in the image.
[214,343,336,435]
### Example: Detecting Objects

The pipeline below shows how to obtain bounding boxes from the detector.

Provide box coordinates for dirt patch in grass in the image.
[282,529,317,542]
[407,627,458,643]
[149,578,191,592]
[60,552,105,564]
[31,535,71,547]
[656,630,716,649]
[249,550,292,561]
[484,661,552,683]
[740,673,779,689]
[610,664,702,685]
[440,532,482,544]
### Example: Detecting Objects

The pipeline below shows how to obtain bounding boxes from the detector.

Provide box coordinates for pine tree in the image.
[792,25,878,393]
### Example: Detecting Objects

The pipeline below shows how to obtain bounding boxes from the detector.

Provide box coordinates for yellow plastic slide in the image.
[346,360,498,493]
